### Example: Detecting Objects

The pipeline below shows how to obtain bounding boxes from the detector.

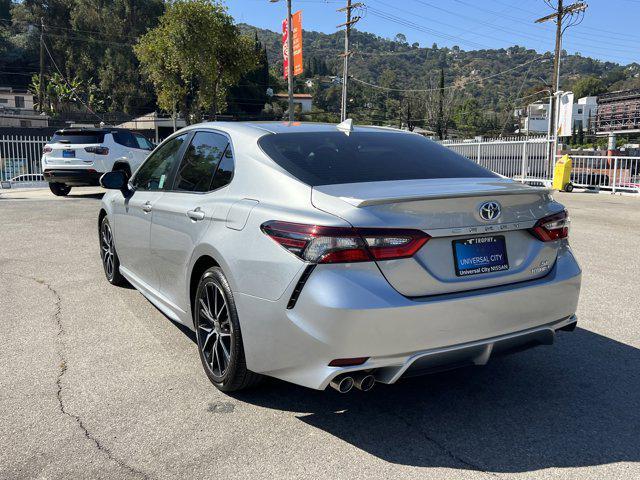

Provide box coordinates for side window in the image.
[132,134,187,191]
[173,131,229,192]
[210,146,234,191]
[134,134,154,151]
[112,131,137,148]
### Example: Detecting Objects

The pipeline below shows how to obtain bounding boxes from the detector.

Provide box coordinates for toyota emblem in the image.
[479,201,501,221]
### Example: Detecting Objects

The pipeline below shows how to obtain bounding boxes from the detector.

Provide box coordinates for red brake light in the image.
[260,221,430,264]
[84,146,109,155]
[42,145,52,154]
[530,210,570,242]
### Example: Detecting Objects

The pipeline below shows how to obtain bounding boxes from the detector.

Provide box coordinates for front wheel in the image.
[49,182,71,196]
[194,267,261,392]
[99,217,127,286]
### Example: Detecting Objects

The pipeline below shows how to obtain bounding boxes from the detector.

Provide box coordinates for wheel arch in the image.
[98,208,107,232]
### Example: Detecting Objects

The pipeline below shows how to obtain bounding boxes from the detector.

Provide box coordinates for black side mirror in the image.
[100,170,129,193]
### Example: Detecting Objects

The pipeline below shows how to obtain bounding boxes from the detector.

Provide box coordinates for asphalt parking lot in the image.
[1,187,639,480]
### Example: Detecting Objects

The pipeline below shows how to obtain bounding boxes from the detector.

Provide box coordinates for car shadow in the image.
[228,328,640,474]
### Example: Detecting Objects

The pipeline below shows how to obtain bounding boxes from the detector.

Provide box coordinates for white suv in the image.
[41,128,154,196]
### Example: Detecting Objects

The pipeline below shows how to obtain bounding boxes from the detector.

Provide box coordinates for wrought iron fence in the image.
[568,155,640,193]
[0,135,49,188]
[438,136,554,185]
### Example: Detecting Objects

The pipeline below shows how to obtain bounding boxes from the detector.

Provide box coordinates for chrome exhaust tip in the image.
[330,375,354,393]
[354,373,376,392]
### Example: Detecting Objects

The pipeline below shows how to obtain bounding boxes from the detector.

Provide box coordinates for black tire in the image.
[194,267,262,392]
[564,182,574,192]
[99,216,127,286]
[49,182,71,196]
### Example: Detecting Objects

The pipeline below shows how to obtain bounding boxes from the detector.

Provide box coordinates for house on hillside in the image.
[273,93,313,113]
[0,87,49,128]
[516,95,597,134]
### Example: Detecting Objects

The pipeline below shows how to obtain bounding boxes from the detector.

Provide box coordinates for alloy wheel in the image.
[197,281,233,379]
[100,221,115,280]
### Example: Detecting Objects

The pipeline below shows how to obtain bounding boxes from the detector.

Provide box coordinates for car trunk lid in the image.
[312,178,564,296]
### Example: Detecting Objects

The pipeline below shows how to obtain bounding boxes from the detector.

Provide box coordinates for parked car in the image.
[98,122,581,393]
[41,128,154,196]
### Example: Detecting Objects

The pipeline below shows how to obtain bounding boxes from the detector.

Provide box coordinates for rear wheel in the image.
[194,267,261,392]
[99,217,127,286]
[49,182,71,196]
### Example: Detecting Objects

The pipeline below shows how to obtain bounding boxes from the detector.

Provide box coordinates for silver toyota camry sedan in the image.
[98,121,581,393]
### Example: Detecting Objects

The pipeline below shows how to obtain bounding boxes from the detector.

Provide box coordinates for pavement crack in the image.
[1,272,152,480]
[382,407,500,478]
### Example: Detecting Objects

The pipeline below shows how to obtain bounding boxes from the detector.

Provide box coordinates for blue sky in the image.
[224,0,640,65]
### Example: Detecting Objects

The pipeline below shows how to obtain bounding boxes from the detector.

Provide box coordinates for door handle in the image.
[187,208,206,221]
[141,201,152,213]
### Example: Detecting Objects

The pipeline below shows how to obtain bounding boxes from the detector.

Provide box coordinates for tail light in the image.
[261,221,430,264]
[530,210,569,242]
[42,145,52,154]
[84,146,109,155]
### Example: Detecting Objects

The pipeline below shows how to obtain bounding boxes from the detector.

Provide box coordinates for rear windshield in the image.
[51,132,105,144]
[258,131,497,186]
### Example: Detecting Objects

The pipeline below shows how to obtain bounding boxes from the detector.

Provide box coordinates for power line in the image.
[42,38,105,123]
[350,55,549,93]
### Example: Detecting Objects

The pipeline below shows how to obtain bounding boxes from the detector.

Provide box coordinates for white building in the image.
[273,93,313,113]
[517,95,598,134]
[0,87,49,128]
[117,112,187,142]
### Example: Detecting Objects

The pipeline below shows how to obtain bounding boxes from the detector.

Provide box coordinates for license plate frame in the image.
[62,149,75,158]
[452,235,509,277]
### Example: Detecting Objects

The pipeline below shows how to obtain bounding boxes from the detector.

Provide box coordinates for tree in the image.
[425,66,455,139]
[227,32,269,115]
[572,76,606,99]
[453,97,484,137]
[135,0,257,122]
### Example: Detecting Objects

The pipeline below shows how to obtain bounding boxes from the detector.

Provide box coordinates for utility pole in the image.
[337,1,362,122]
[285,0,294,122]
[535,1,588,171]
[39,18,45,113]
[270,0,295,122]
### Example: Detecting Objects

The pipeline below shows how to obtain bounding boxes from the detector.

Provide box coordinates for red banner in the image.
[282,10,303,79]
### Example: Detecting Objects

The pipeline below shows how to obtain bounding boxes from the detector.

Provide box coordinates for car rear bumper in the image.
[234,245,581,390]
[43,169,103,186]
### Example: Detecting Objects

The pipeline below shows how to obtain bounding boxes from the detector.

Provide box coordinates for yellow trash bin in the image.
[553,154,573,192]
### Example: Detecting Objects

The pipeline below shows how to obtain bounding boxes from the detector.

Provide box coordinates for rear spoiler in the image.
[336,187,551,208]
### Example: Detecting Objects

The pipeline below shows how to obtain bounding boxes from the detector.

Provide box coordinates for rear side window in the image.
[173,132,230,192]
[112,131,138,148]
[258,131,497,186]
[134,134,154,151]
[51,131,105,144]
[210,147,234,191]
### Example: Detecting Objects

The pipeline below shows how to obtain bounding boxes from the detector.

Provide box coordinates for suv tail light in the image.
[42,145,52,154]
[261,221,430,264]
[530,210,569,242]
[84,146,109,155]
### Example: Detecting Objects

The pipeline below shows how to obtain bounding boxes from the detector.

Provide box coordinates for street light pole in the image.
[286,0,294,122]
[272,0,295,122]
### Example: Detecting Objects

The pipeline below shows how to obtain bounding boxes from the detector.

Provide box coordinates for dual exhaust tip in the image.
[330,373,376,393]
